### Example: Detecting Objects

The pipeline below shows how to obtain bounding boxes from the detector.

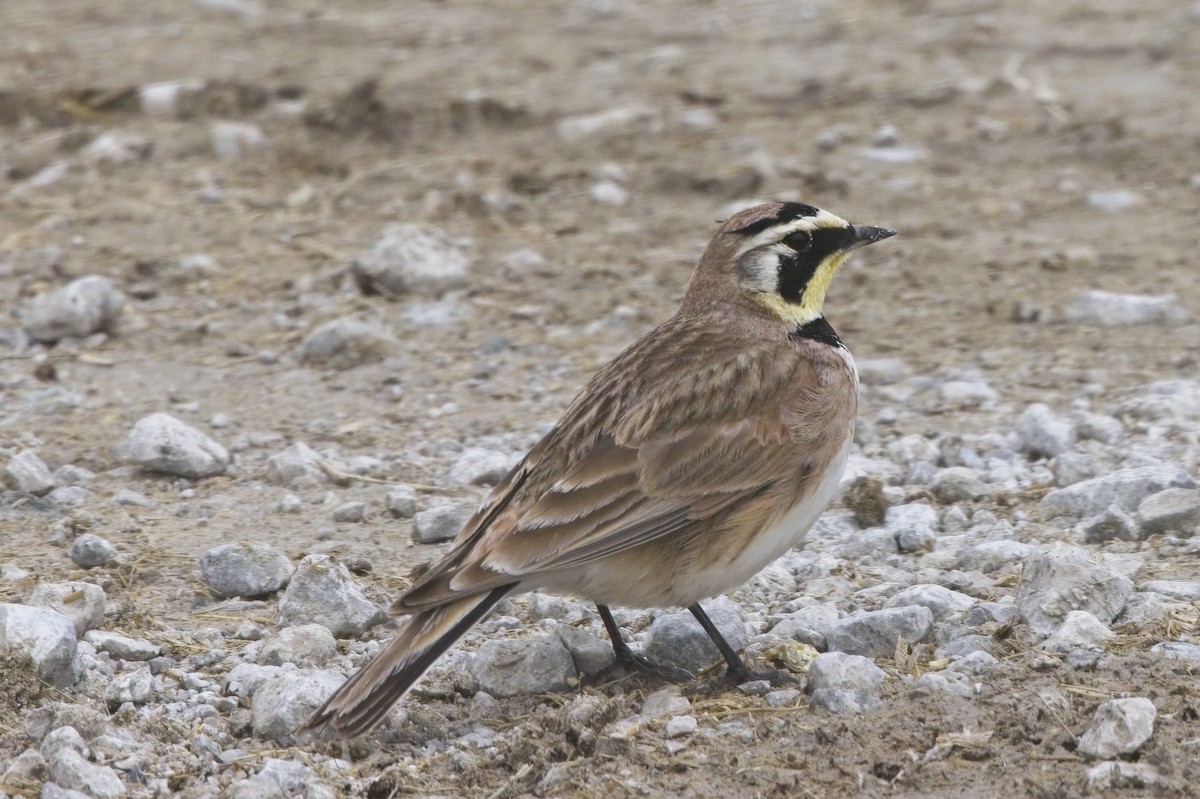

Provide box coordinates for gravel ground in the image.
[2,1,1200,797]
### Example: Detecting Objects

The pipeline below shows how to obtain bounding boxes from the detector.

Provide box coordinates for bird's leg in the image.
[596,604,694,682]
[688,603,798,689]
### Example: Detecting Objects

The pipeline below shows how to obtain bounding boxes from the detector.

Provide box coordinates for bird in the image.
[304,201,895,737]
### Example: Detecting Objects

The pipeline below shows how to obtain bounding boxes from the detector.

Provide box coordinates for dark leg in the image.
[596,604,693,681]
[689,603,798,688]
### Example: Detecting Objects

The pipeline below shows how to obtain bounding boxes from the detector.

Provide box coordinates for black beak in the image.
[847,225,897,249]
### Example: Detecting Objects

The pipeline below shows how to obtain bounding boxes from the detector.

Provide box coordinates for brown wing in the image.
[397,320,847,612]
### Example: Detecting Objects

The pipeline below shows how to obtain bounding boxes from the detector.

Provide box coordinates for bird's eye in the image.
[782,231,812,252]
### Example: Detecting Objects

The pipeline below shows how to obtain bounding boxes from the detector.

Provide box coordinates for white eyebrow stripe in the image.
[733,208,850,256]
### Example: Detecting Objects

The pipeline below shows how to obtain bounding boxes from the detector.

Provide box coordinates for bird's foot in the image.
[597,648,694,683]
[695,665,800,695]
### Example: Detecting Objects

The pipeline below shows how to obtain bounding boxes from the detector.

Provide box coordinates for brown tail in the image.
[302,586,513,737]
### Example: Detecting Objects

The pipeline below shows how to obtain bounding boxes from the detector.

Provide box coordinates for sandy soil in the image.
[2,1,1199,797]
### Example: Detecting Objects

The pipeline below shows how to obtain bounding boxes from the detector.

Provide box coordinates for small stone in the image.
[257,624,337,668]
[1149,641,1200,661]
[122,413,229,478]
[211,120,266,160]
[470,634,576,697]
[385,484,418,518]
[446,448,518,486]
[20,276,125,344]
[913,670,976,698]
[26,582,106,636]
[299,317,399,369]
[885,584,975,620]
[962,539,1033,573]
[83,630,160,661]
[1077,697,1156,759]
[885,503,938,553]
[6,449,55,495]
[276,554,386,637]
[45,736,125,799]
[68,534,117,568]
[1141,580,1200,602]
[200,542,293,599]
[331,502,366,523]
[1137,488,1200,536]
[1015,403,1075,458]
[855,358,906,386]
[1042,611,1114,653]
[80,131,151,165]
[938,379,998,407]
[1,747,47,793]
[930,467,988,503]
[1087,189,1143,213]
[103,666,153,708]
[1065,290,1189,327]
[1080,504,1141,543]
[251,669,347,745]
[110,488,155,508]
[642,687,691,717]
[1041,464,1195,517]
[413,503,466,544]
[0,603,78,687]
[806,652,885,714]
[556,623,615,677]
[765,688,803,707]
[643,599,747,674]
[1016,543,1134,636]
[353,224,473,297]
[1086,761,1161,791]
[589,180,629,205]
[665,715,697,738]
[557,106,657,141]
[277,493,303,514]
[266,442,327,487]
[825,606,933,658]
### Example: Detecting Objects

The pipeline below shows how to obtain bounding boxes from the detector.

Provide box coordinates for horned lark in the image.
[305,201,895,737]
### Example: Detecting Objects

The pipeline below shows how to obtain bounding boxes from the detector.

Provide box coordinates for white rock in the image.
[276,554,386,637]
[1041,464,1195,517]
[1016,543,1133,636]
[1087,189,1143,212]
[20,276,124,343]
[1079,504,1141,543]
[885,584,976,620]
[643,598,748,673]
[353,224,473,297]
[1141,580,1200,602]
[385,484,418,518]
[104,666,153,708]
[299,317,399,368]
[1137,488,1200,536]
[805,652,886,714]
[470,634,576,697]
[251,669,347,744]
[1065,290,1189,327]
[68,534,117,568]
[413,503,466,544]
[265,442,327,486]
[45,736,125,799]
[1014,403,1075,458]
[257,624,337,668]
[138,79,204,116]
[1086,761,1160,791]
[26,582,107,636]
[825,606,933,658]
[123,413,229,478]
[0,603,78,687]
[83,630,160,661]
[1077,697,1156,759]
[200,542,293,598]
[557,106,657,141]
[5,449,55,495]
[211,120,266,159]
[446,448,518,486]
[856,358,906,385]
[665,715,697,738]
[589,180,628,205]
[1042,610,1114,653]
[80,131,150,165]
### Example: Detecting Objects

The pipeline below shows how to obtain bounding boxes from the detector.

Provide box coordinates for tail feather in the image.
[302,586,513,737]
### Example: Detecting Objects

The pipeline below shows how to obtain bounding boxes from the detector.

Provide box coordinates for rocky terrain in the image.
[2,1,1199,797]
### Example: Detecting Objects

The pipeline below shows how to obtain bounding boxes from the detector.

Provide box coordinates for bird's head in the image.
[686,202,895,326]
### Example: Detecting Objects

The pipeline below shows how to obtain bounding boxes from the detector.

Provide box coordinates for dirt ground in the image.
[2,1,1199,797]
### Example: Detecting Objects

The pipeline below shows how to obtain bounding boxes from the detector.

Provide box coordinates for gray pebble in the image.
[39,783,94,799]
[199,542,293,599]
[123,413,229,479]
[1136,488,1200,536]
[331,501,366,523]
[556,623,615,677]
[1052,452,1098,487]
[1065,289,1189,327]
[250,669,348,745]
[765,688,803,707]
[913,670,976,698]
[1085,761,1161,791]
[83,630,160,661]
[354,224,473,297]
[1014,403,1076,458]
[48,486,93,506]
[257,624,337,668]
[643,599,748,674]
[470,633,576,697]
[277,493,303,514]
[1149,641,1200,661]
[1077,697,1156,759]
[299,316,399,369]
[27,582,107,636]
[276,554,386,637]
[44,728,125,799]
[806,652,885,714]
[20,276,124,344]
[111,488,155,508]
[104,666,153,708]
[930,467,988,503]
[1040,463,1195,517]
[665,715,697,738]
[0,604,78,687]
[1,748,48,792]
[885,584,975,620]
[855,357,906,386]
[1087,189,1143,213]
[1016,543,1133,636]
[961,540,1032,573]
[1080,504,1140,543]
[1141,580,1200,602]
[1042,611,1113,653]
[385,484,418,518]
[413,503,466,544]
[69,534,117,568]
[210,120,266,159]
[825,606,933,658]
[266,442,328,487]
[642,687,691,717]
[446,447,518,486]
[5,449,55,495]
